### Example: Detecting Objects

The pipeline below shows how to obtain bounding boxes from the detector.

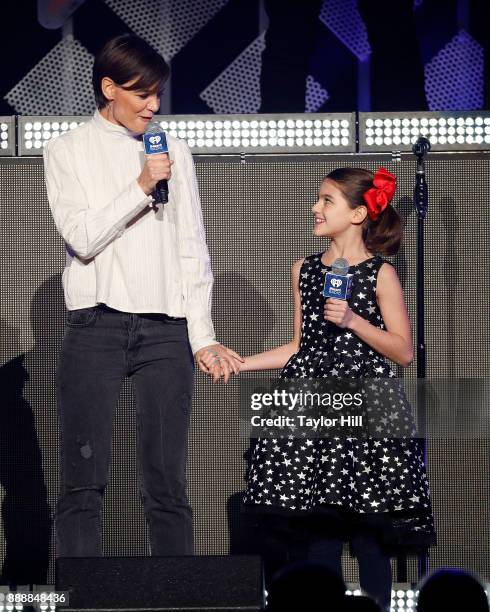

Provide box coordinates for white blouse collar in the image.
[93,109,141,139]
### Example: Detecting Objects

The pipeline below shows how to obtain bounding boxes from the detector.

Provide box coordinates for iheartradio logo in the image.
[149,135,162,145]
[330,278,343,288]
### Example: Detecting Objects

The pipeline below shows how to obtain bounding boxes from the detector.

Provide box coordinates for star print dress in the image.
[241,253,437,555]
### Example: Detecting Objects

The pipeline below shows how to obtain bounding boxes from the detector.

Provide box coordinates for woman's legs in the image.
[56,307,126,557]
[56,307,196,558]
[131,315,195,556]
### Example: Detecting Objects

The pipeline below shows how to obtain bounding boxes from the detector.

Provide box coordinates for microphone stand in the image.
[396,137,431,586]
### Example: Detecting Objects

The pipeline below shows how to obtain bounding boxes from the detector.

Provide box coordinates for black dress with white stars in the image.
[241,253,437,555]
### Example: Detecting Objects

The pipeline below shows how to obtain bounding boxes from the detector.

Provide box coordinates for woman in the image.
[44,33,242,558]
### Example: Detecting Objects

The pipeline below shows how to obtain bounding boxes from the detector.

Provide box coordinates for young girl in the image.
[239,168,437,610]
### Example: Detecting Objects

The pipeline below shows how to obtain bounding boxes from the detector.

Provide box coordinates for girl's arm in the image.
[240,257,304,372]
[325,263,414,367]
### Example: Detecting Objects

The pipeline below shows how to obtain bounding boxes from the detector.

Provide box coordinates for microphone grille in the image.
[145,121,162,134]
[331,258,349,276]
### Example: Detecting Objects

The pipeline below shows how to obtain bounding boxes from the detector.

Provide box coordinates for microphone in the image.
[323,257,353,300]
[143,122,169,204]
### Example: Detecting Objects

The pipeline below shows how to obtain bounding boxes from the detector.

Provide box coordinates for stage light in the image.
[388,585,417,611]
[0,593,23,612]
[18,112,353,156]
[15,111,490,155]
[18,116,89,156]
[345,587,362,596]
[0,116,15,156]
[150,112,355,154]
[344,583,418,610]
[359,111,490,152]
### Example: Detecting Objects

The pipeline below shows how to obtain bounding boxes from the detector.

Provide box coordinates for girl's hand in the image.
[235,357,248,373]
[324,298,356,329]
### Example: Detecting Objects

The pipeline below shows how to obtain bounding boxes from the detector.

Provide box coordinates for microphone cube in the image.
[143,131,168,155]
[323,272,353,300]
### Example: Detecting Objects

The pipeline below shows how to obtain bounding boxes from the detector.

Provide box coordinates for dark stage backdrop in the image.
[0,154,489,586]
[1,0,489,117]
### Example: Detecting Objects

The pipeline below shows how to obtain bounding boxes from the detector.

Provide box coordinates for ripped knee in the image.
[74,437,93,459]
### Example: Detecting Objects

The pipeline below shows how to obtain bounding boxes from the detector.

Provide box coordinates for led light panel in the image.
[153,112,355,154]
[0,116,15,156]
[17,116,90,156]
[359,111,490,152]
[16,113,355,156]
[345,583,417,611]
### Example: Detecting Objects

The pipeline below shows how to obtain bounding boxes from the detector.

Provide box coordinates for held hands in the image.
[137,153,174,196]
[324,298,356,329]
[195,344,244,383]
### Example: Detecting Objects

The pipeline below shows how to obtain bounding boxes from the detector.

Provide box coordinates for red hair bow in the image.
[363,167,397,221]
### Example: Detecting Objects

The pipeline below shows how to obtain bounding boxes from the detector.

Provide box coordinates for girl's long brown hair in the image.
[325,168,402,256]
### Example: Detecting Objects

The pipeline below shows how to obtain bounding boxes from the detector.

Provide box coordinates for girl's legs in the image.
[350,527,393,611]
[305,522,392,610]
[258,516,321,588]
[257,515,295,588]
[305,530,344,580]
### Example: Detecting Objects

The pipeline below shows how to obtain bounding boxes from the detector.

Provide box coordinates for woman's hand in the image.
[137,153,174,195]
[195,344,244,383]
[323,298,357,329]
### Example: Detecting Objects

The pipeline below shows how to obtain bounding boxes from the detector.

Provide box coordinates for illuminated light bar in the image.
[17,113,355,155]
[392,586,416,611]
[17,116,89,156]
[17,111,490,155]
[359,111,490,152]
[153,112,355,154]
[0,116,15,156]
[345,583,417,611]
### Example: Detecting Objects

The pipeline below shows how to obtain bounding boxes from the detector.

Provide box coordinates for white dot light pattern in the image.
[391,587,417,611]
[361,112,490,152]
[0,117,14,156]
[16,112,490,156]
[0,589,62,612]
[156,114,353,153]
[21,118,87,154]
[344,584,417,611]
[0,123,9,150]
[17,113,354,155]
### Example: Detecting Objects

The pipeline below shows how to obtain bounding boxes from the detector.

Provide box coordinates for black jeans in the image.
[55,304,195,557]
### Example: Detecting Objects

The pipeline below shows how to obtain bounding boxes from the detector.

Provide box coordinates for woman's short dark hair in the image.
[92,33,170,109]
[324,167,402,256]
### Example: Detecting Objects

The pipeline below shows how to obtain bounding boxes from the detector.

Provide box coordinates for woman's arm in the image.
[172,139,217,355]
[44,136,154,261]
[349,263,413,367]
[239,257,304,372]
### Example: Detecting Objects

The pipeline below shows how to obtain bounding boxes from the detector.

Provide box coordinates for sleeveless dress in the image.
[241,253,437,555]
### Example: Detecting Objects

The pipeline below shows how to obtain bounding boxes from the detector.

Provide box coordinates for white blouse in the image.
[43,109,216,355]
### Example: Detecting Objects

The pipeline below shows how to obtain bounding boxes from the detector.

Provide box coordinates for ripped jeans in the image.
[55,304,195,557]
